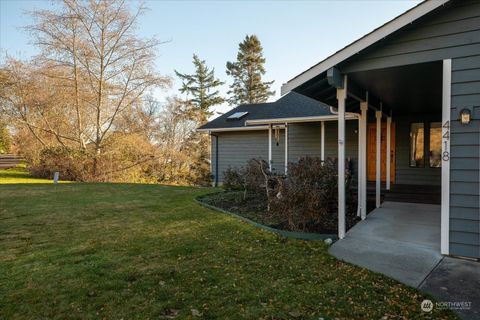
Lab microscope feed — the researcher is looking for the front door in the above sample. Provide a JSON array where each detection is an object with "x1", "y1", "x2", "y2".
[{"x1": 367, "y1": 123, "x2": 395, "y2": 182}]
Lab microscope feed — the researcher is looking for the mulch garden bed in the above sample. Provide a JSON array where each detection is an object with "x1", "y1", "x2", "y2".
[{"x1": 199, "y1": 191, "x2": 360, "y2": 234}]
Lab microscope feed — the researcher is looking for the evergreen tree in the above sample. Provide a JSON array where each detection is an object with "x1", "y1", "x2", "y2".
[
  {"x1": 175, "y1": 54, "x2": 224, "y2": 124},
  {"x1": 226, "y1": 35, "x2": 274, "y2": 106}
]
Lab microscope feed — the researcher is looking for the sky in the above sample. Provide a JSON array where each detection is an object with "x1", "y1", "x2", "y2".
[{"x1": 0, "y1": 0, "x2": 421, "y2": 114}]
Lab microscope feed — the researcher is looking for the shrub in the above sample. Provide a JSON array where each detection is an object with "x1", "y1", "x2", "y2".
[
  {"x1": 267, "y1": 157, "x2": 355, "y2": 232},
  {"x1": 243, "y1": 159, "x2": 270, "y2": 195},
  {"x1": 222, "y1": 159, "x2": 272, "y2": 198},
  {"x1": 29, "y1": 146, "x2": 90, "y2": 181},
  {"x1": 222, "y1": 166, "x2": 244, "y2": 191}
]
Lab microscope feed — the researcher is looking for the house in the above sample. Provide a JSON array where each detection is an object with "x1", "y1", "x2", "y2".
[{"x1": 199, "y1": 0, "x2": 480, "y2": 260}]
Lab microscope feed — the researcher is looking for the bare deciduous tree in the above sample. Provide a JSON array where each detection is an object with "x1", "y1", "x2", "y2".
[{"x1": 1, "y1": 0, "x2": 169, "y2": 174}]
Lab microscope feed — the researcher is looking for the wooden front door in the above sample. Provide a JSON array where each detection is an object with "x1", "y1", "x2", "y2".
[{"x1": 367, "y1": 123, "x2": 396, "y2": 182}]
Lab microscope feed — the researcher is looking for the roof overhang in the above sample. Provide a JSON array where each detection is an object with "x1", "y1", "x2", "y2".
[
  {"x1": 245, "y1": 113, "x2": 359, "y2": 126},
  {"x1": 281, "y1": 0, "x2": 449, "y2": 95}
]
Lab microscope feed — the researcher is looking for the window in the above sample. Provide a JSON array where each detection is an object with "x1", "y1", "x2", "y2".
[
  {"x1": 429, "y1": 122, "x2": 442, "y2": 168},
  {"x1": 410, "y1": 123, "x2": 425, "y2": 167},
  {"x1": 227, "y1": 111, "x2": 248, "y2": 120}
]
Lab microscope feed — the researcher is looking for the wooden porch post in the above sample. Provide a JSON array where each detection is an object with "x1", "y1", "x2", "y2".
[
  {"x1": 386, "y1": 116, "x2": 392, "y2": 191},
  {"x1": 337, "y1": 75, "x2": 347, "y2": 240},
  {"x1": 360, "y1": 101, "x2": 368, "y2": 220},
  {"x1": 375, "y1": 110, "x2": 382, "y2": 208}
]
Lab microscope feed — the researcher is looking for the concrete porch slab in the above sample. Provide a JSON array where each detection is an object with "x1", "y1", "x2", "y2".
[{"x1": 329, "y1": 201, "x2": 443, "y2": 288}]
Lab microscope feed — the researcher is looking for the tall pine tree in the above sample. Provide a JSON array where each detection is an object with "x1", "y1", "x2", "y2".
[
  {"x1": 175, "y1": 54, "x2": 224, "y2": 185},
  {"x1": 175, "y1": 54, "x2": 224, "y2": 124},
  {"x1": 226, "y1": 35, "x2": 274, "y2": 106}
]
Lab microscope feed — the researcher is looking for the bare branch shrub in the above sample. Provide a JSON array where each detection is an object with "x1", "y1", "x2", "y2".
[{"x1": 268, "y1": 157, "x2": 355, "y2": 232}]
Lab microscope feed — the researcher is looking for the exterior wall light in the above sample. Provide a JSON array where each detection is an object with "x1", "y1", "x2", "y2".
[{"x1": 459, "y1": 108, "x2": 471, "y2": 125}]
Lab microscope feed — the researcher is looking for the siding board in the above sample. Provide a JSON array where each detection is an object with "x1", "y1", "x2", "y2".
[
  {"x1": 449, "y1": 243, "x2": 479, "y2": 258},
  {"x1": 450, "y1": 231, "x2": 479, "y2": 246},
  {"x1": 451, "y1": 220, "x2": 480, "y2": 234},
  {"x1": 452, "y1": 55, "x2": 480, "y2": 70},
  {"x1": 450, "y1": 206, "x2": 480, "y2": 220},
  {"x1": 450, "y1": 132, "x2": 480, "y2": 146}
]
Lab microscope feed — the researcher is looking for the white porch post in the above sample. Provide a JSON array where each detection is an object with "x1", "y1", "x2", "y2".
[
  {"x1": 357, "y1": 115, "x2": 362, "y2": 217},
  {"x1": 321, "y1": 121, "x2": 325, "y2": 162},
  {"x1": 441, "y1": 59, "x2": 451, "y2": 255},
  {"x1": 284, "y1": 123, "x2": 288, "y2": 175},
  {"x1": 360, "y1": 101, "x2": 368, "y2": 220},
  {"x1": 375, "y1": 110, "x2": 382, "y2": 208},
  {"x1": 268, "y1": 124, "x2": 272, "y2": 171},
  {"x1": 386, "y1": 116, "x2": 392, "y2": 191},
  {"x1": 337, "y1": 75, "x2": 347, "y2": 240}
]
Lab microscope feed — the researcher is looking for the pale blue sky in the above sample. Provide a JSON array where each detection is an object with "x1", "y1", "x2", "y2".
[{"x1": 0, "y1": 0, "x2": 421, "y2": 113}]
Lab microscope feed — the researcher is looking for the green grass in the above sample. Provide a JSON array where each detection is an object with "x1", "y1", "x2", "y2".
[
  {"x1": 0, "y1": 165, "x2": 69, "y2": 184},
  {"x1": 0, "y1": 170, "x2": 457, "y2": 319}
]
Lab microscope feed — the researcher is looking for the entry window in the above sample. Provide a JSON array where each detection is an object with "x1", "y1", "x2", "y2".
[
  {"x1": 429, "y1": 122, "x2": 442, "y2": 168},
  {"x1": 410, "y1": 123, "x2": 425, "y2": 167}
]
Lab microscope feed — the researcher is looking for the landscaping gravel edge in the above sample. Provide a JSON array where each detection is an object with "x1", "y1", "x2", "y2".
[{"x1": 195, "y1": 194, "x2": 337, "y2": 241}]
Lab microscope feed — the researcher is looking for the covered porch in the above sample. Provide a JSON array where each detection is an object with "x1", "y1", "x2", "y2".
[{"x1": 274, "y1": 59, "x2": 449, "y2": 254}]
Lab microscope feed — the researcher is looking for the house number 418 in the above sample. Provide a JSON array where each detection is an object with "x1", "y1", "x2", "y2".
[{"x1": 442, "y1": 120, "x2": 450, "y2": 161}]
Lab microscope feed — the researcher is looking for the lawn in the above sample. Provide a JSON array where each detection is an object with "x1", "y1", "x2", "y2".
[
  {"x1": 0, "y1": 171, "x2": 457, "y2": 319},
  {"x1": 0, "y1": 165, "x2": 68, "y2": 184}
]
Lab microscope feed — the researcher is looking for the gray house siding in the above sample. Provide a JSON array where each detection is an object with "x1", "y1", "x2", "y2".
[
  {"x1": 212, "y1": 121, "x2": 360, "y2": 183},
  {"x1": 340, "y1": 0, "x2": 480, "y2": 258},
  {"x1": 289, "y1": 121, "x2": 359, "y2": 180},
  {"x1": 211, "y1": 130, "x2": 285, "y2": 183},
  {"x1": 449, "y1": 54, "x2": 480, "y2": 259}
]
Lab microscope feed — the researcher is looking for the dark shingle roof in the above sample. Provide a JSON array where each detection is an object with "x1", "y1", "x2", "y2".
[{"x1": 198, "y1": 92, "x2": 333, "y2": 130}]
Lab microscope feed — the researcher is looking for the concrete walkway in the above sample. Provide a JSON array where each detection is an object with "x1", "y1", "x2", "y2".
[
  {"x1": 329, "y1": 201, "x2": 443, "y2": 287},
  {"x1": 420, "y1": 257, "x2": 480, "y2": 320},
  {"x1": 329, "y1": 201, "x2": 480, "y2": 319}
]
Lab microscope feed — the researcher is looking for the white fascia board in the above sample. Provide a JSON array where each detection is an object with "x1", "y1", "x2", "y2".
[
  {"x1": 245, "y1": 114, "x2": 358, "y2": 126},
  {"x1": 280, "y1": 0, "x2": 450, "y2": 95},
  {"x1": 197, "y1": 125, "x2": 284, "y2": 133}
]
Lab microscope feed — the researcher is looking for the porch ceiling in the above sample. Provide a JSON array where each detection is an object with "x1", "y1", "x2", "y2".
[
  {"x1": 349, "y1": 61, "x2": 442, "y2": 116},
  {"x1": 294, "y1": 61, "x2": 443, "y2": 117}
]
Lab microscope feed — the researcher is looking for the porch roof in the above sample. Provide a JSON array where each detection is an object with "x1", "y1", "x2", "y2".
[
  {"x1": 280, "y1": 0, "x2": 449, "y2": 116},
  {"x1": 198, "y1": 92, "x2": 335, "y2": 132},
  {"x1": 280, "y1": 0, "x2": 449, "y2": 96}
]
